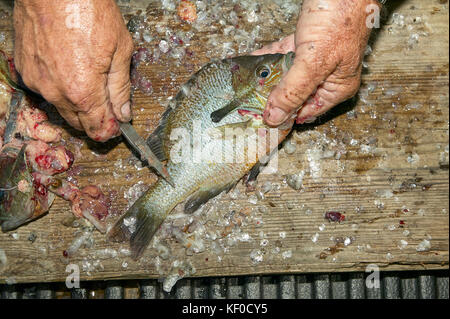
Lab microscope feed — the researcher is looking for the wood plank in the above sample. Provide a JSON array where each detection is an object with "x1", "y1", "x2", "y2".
[{"x1": 0, "y1": 0, "x2": 448, "y2": 285}]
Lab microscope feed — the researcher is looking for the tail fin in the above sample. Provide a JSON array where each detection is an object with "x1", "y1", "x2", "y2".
[{"x1": 108, "y1": 199, "x2": 166, "y2": 260}]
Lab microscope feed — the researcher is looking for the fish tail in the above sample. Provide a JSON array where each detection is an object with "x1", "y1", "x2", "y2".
[{"x1": 108, "y1": 197, "x2": 167, "y2": 260}]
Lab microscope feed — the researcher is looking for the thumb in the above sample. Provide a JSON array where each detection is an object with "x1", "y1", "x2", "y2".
[
  {"x1": 264, "y1": 45, "x2": 333, "y2": 127},
  {"x1": 107, "y1": 44, "x2": 133, "y2": 123}
]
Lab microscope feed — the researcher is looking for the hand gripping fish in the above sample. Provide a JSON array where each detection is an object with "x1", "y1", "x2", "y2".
[{"x1": 108, "y1": 53, "x2": 295, "y2": 259}]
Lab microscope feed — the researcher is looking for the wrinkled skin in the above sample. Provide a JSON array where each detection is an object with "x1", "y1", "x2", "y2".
[
  {"x1": 13, "y1": 0, "x2": 134, "y2": 141},
  {"x1": 253, "y1": 0, "x2": 379, "y2": 126}
]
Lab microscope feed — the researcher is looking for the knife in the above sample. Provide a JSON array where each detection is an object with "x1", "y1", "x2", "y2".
[{"x1": 119, "y1": 122, "x2": 174, "y2": 187}]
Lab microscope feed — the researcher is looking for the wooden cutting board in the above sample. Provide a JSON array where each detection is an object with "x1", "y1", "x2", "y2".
[{"x1": 0, "y1": 0, "x2": 448, "y2": 284}]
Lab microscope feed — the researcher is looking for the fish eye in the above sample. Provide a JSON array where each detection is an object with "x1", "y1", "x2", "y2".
[{"x1": 257, "y1": 66, "x2": 271, "y2": 78}]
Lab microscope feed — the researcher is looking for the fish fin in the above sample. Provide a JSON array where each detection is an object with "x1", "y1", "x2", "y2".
[
  {"x1": 129, "y1": 208, "x2": 166, "y2": 260},
  {"x1": 184, "y1": 182, "x2": 237, "y2": 214},
  {"x1": 245, "y1": 162, "x2": 262, "y2": 185},
  {"x1": 146, "y1": 106, "x2": 173, "y2": 161},
  {"x1": 0, "y1": 51, "x2": 20, "y2": 90},
  {"x1": 108, "y1": 196, "x2": 166, "y2": 260},
  {"x1": 1, "y1": 217, "x2": 28, "y2": 232},
  {"x1": 3, "y1": 91, "x2": 24, "y2": 144},
  {"x1": 210, "y1": 99, "x2": 240, "y2": 123},
  {"x1": 145, "y1": 79, "x2": 195, "y2": 160},
  {"x1": 146, "y1": 133, "x2": 167, "y2": 162}
]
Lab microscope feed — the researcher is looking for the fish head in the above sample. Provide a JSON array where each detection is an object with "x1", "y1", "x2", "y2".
[
  {"x1": 226, "y1": 52, "x2": 295, "y2": 133},
  {"x1": 0, "y1": 145, "x2": 54, "y2": 232}
]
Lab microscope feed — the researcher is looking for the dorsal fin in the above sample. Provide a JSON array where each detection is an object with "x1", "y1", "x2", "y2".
[
  {"x1": 244, "y1": 161, "x2": 263, "y2": 185},
  {"x1": 146, "y1": 60, "x2": 230, "y2": 158},
  {"x1": 146, "y1": 106, "x2": 173, "y2": 162}
]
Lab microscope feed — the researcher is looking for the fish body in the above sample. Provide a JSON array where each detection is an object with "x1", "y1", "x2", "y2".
[{"x1": 109, "y1": 53, "x2": 295, "y2": 259}]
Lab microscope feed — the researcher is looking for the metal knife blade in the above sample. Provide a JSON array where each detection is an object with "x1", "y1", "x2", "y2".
[{"x1": 119, "y1": 122, "x2": 174, "y2": 187}]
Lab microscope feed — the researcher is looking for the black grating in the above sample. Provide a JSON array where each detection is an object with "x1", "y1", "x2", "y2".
[{"x1": 0, "y1": 270, "x2": 448, "y2": 299}]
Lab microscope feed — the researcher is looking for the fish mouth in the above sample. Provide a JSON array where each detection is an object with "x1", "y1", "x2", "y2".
[{"x1": 237, "y1": 108, "x2": 263, "y2": 119}]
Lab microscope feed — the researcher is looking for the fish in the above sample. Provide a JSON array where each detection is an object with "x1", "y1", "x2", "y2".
[
  {"x1": 108, "y1": 52, "x2": 295, "y2": 259},
  {"x1": 0, "y1": 51, "x2": 110, "y2": 232},
  {"x1": 0, "y1": 52, "x2": 56, "y2": 231}
]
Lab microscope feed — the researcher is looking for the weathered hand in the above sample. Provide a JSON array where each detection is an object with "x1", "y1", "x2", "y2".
[
  {"x1": 14, "y1": 0, "x2": 134, "y2": 141},
  {"x1": 253, "y1": 0, "x2": 379, "y2": 126}
]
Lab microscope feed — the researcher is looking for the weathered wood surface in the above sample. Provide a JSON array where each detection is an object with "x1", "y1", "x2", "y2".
[{"x1": 0, "y1": 0, "x2": 448, "y2": 284}]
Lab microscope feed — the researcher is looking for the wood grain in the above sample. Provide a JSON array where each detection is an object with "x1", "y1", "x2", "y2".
[{"x1": 0, "y1": 0, "x2": 448, "y2": 284}]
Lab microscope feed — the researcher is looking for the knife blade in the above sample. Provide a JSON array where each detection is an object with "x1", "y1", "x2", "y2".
[{"x1": 119, "y1": 122, "x2": 174, "y2": 187}]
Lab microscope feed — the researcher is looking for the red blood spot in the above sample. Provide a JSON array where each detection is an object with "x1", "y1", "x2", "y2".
[
  {"x1": 33, "y1": 180, "x2": 47, "y2": 197},
  {"x1": 238, "y1": 109, "x2": 262, "y2": 119},
  {"x1": 238, "y1": 109, "x2": 250, "y2": 116},
  {"x1": 65, "y1": 149, "x2": 75, "y2": 168},
  {"x1": 33, "y1": 122, "x2": 39, "y2": 130},
  {"x1": 63, "y1": 250, "x2": 68, "y2": 257},
  {"x1": 296, "y1": 116, "x2": 308, "y2": 124},
  {"x1": 35, "y1": 155, "x2": 53, "y2": 169},
  {"x1": 185, "y1": 48, "x2": 194, "y2": 57},
  {"x1": 325, "y1": 211, "x2": 345, "y2": 223},
  {"x1": 389, "y1": 129, "x2": 395, "y2": 134},
  {"x1": 7, "y1": 58, "x2": 16, "y2": 75},
  {"x1": 403, "y1": 208, "x2": 409, "y2": 213},
  {"x1": 399, "y1": 220, "x2": 405, "y2": 225},
  {"x1": 170, "y1": 35, "x2": 183, "y2": 45},
  {"x1": 205, "y1": 258, "x2": 208, "y2": 261},
  {"x1": 231, "y1": 63, "x2": 240, "y2": 72}
]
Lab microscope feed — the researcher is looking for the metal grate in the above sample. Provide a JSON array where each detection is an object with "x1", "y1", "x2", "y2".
[{"x1": 1, "y1": 270, "x2": 448, "y2": 299}]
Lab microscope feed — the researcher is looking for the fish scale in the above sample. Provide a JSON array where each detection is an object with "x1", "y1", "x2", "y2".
[{"x1": 108, "y1": 53, "x2": 295, "y2": 259}]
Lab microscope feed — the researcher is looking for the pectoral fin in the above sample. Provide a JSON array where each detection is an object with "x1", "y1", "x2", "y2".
[
  {"x1": 210, "y1": 99, "x2": 241, "y2": 123},
  {"x1": 245, "y1": 162, "x2": 263, "y2": 185},
  {"x1": 184, "y1": 182, "x2": 237, "y2": 214}
]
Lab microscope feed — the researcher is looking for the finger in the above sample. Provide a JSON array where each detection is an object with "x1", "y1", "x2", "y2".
[
  {"x1": 296, "y1": 72, "x2": 361, "y2": 124},
  {"x1": 78, "y1": 101, "x2": 119, "y2": 142},
  {"x1": 53, "y1": 102, "x2": 83, "y2": 130},
  {"x1": 39, "y1": 89, "x2": 84, "y2": 131},
  {"x1": 107, "y1": 35, "x2": 133, "y2": 123},
  {"x1": 73, "y1": 75, "x2": 119, "y2": 142},
  {"x1": 263, "y1": 46, "x2": 333, "y2": 126},
  {"x1": 15, "y1": 57, "x2": 84, "y2": 131},
  {"x1": 251, "y1": 34, "x2": 295, "y2": 56}
]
